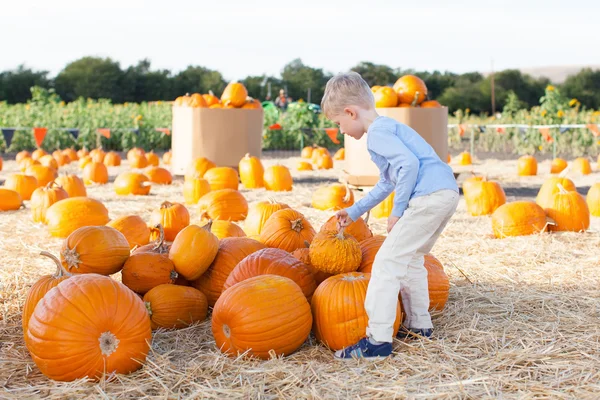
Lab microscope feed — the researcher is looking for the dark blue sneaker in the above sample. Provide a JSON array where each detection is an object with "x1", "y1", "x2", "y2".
[
  {"x1": 396, "y1": 326, "x2": 433, "y2": 340},
  {"x1": 334, "y1": 337, "x2": 392, "y2": 360}
]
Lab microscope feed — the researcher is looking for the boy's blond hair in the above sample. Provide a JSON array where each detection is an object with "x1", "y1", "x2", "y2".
[{"x1": 321, "y1": 72, "x2": 374, "y2": 118}]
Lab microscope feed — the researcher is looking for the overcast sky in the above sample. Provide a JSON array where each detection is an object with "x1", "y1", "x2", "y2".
[{"x1": 4, "y1": 0, "x2": 600, "y2": 80}]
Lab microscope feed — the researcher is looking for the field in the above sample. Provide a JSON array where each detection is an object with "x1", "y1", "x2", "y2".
[{"x1": 1, "y1": 152, "x2": 599, "y2": 398}]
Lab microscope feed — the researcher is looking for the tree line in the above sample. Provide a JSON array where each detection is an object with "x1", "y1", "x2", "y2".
[{"x1": 1, "y1": 57, "x2": 599, "y2": 113}]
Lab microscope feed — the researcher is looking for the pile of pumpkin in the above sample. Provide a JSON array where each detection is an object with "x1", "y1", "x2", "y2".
[
  {"x1": 296, "y1": 145, "x2": 344, "y2": 171},
  {"x1": 371, "y1": 75, "x2": 442, "y2": 109},
  {"x1": 20, "y1": 190, "x2": 451, "y2": 382},
  {"x1": 516, "y1": 155, "x2": 597, "y2": 176},
  {"x1": 173, "y1": 82, "x2": 261, "y2": 109}
]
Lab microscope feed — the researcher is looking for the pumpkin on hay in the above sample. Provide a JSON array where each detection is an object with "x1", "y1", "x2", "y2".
[
  {"x1": 223, "y1": 248, "x2": 317, "y2": 300},
  {"x1": 22, "y1": 252, "x2": 72, "y2": 332},
  {"x1": 203, "y1": 91, "x2": 220, "y2": 107},
  {"x1": 297, "y1": 160, "x2": 313, "y2": 171},
  {"x1": 461, "y1": 174, "x2": 484, "y2": 194},
  {"x1": 393, "y1": 75, "x2": 428, "y2": 106},
  {"x1": 54, "y1": 174, "x2": 87, "y2": 197},
  {"x1": 309, "y1": 228, "x2": 362, "y2": 275},
  {"x1": 357, "y1": 235, "x2": 386, "y2": 273},
  {"x1": 420, "y1": 100, "x2": 442, "y2": 108},
  {"x1": 197, "y1": 189, "x2": 248, "y2": 221},
  {"x1": 535, "y1": 177, "x2": 576, "y2": 210},
  {"x1": 191, "y1": 237, "x2": 265, "y2": 307},
  {"x1": 491, "y1": 201, "x2": 547, "y2": 238},
  {"x1": 103, "y1": 151, "x2": 121, "y2": 167},
  {"x1": 259, "y1": 209, "x2": 316, "y2": 252},
  {"x1": 464, "y1": 178, "x2": 506, "y2": 216},
  {"x1": 199, "y1": 219, "x2": 246, "y2": 240},
  {"x1": 46, "y1": 197, "x2": 110, "y2": 238},
  {"x1": 301, "y1": 146, "x2": 314, "y2": 159},
  {"x1": 203, "y1": 167, "x2": 240, "y2": 191},
  {"x1": 82, "y1": 162, "x2": 109, "y2": 185},
  {"x1": 586, "y1": 183, "x2": 600, "y2": 217},
  {"x1": 312, "y1": 184, "x2": 354, "y2": 211},
  {"x1": 264, "y1": 165, "x2": 293, "y2": 191},
  {"x1": 26, "y1": 164, "x2": 58, "y2": 187},
  {"x1": 374, "y1": 86, "x2": 398, "y2": 108},
  {"x1": 457, "y1": 151, "x2": 472, "y2": 165},
  {"x1": 0, "y1": 188, "x2": 23, "y2": 211},
  {"x1": 169, "y1": 223, "x2": 219, "y2": 280},
  {"x1": 62, "y1": 148, "x2": 79, "y2": 162},
  {"x1": 311, "y1": 147, "x2": 329, "y2": 164},
  {"x1": 572, "y1": 157, "x2": 592, "y2": 175},
  {"x1": 114, "y1": 172, "x2": 151, "y2": 196},
  {"x1": 550, "y1": 158, "x2": 568, "y2": 174},
  {"x1": 52, "y1": 151, "x2": 69, "y2": 166},
  {"x1": 311, "y1": 272, "x2": 402, "y2": 351},
  {"x1": 517, "y1": 155, "x2": 538, "y2": 176},
  {"x1": 78, "y1": 155, "x2": 92, "y2": 170},
  {"x1": 16, "y1": 151, "x2": 32, "y2": 163},
  {"x1": 244, "y1": 199, "x2": 290, "y2": 237},
  {"x1": 185, "y1": 157, "x2": 216, "y2": 180},
  {"x1": 183, "y1": 176, "x2": 211, "y2": 205},
  {"x1": 333, "y1": 148, "x2": 345, "y2": 160},
  {"x1": 39, "y1": 155, "x2": 59, "y2": 170},
  {"x1": 127, "y1": 148, "x2": 146, "y2": 163},
  {"x1": 221, "y1": 82, "x2": 248, "y2": 107},
  {"x1": 320, "y1": 214, "x2": 372, "y2": 242},
  {"x1": 25, "y1": 274, "x2": 151, "y2": 382},
  {"x1": 315, "y1": 154, "x2": 334, "y2": 170},
  {"x1": 149, "y1": 201, "x2": 190, "y2": 241},
  {"x1": 89, "y1": 148, "x2": 106, "y2": 163},
  {"x1": 60, "y1": 226, "x2": 130, "y2": 275},
  {"x1": 106, "y1": 215, "x2": 151, "y2": 250},
  {"x1": 290, "y1": 246, "x2": 332, "y2": 286},
  {"x1": 129, "y1": 153, "x2": 148, "y2": 169},
  {"x1": 239, "y1": 153, "x2": 264, "y2": 189},
  {"x1": 76, "y1": 148, "x2": 89, "y2": 159},
  {"x1": 143, "y1": 284, "x2": 208, "y2": 330},
  {"x1": 19, "y1": 157, "x2": 40, "y2": 172},
  {"x1": 121, "y1": 245, "x2": 178, "y2": 295},
  {"x1": 31, "y1": 148, "x2": 47, "y2": 160},
  {"x1": 546, "y1": 184, "x2": 590, "y2": 232},
  {"x1": 145, "y1": 167, "x2": 172, "y2": 185},
  {"x1": 422, "y1": 254, "x2": 450, "y2": 312},
  {"x1": 30, "y1": 181, "x2": 69, "y2": 223},
  {"x1": 212, "y1": 274, "x2": 312, "y2": 360},
  {"x1": 4, "y1": 173, "x2": 38, "y2": 200}
]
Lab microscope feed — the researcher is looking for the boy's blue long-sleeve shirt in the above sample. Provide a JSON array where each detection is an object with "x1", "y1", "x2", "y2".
[{"x1": 346, "y1": 116, "x2": 458, "y2": 222}]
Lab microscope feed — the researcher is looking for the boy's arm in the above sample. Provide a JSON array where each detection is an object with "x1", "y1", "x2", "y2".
[
  {"x1": 346, "y1": 176, "x2": 395, "y2": 222},
  {"x1": 368, "y1": 128, "x2": 419, "y2": 218}
]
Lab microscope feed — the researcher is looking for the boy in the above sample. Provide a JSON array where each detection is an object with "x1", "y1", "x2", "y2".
[{"x1": 321, "y1": 72, "x2": 459, "y2": 360}]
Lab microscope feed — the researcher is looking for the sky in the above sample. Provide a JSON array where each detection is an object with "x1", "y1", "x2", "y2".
[{"x1": 3, "y1": 0, "x2": 600, "y2": 80}]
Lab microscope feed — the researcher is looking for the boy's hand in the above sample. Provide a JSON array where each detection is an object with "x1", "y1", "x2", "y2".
[
  {"x1": 335, "y1": 210, "x2": 352, "y2": 230},
  {"x1": 387, "y1": 216, "x2": 400, "y2": 233}
]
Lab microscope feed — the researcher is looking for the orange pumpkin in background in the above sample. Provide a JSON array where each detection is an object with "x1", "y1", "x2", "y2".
[{"x1": 393, "y1": 75, "x2": 428, "y2": 105}]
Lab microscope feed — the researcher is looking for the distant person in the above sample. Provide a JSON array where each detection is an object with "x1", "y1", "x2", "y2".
[{"x1": 275, "y1": 89, "x2": 291, "y2": 110}]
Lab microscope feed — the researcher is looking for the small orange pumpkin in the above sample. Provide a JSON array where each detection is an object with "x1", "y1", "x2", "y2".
[
  {"x1": 301, "y1": 146, "x2": 314, "y2": 159},
  {"x1": 162, "y1": 150, "x2": 172, "y2": 165},
  {"x1": 315, "y1": 154, "x2": 334, "y2": 170},
  {"x1": 145, "y1": 151, "x2": 160, "y2": 167},
  {"x1": 297, "y1": 161, "x2": 313, "y2": 171},
  {"x1": 114, "y1": 172, "x2": 151, "y2": 195},
  {"x1": 238, "y1": 153, "x2": 265, "y2": 189},
  {"x1": 457, "y1": 151, "x2": 472, "y2": 165},
  {"x1": 0, "y1": 188, "x2": 23, "y2": 211},
  {"x1": 259, "y1": 209, "x2": 316, "y2": 252},
  {"x1": 30, "y1": 181, "x2": 69, "y2": 223},
  {"x1": 221, "y1": 82, "x2": 248, "y2": 107},
  {"x1": 83, "y1": 162, "x2": 109, "y2": 185},
  {"x1": 3, "y1": 173, "x2": 38, "y2": 200},
  {"x1": 144, "y1": 284, "x2": 208, "y2": 330},
  {"x1": 264, "y1": 165, "x2": 293, "y2": 191},
  {"x1": 550, "y1": 158, "x2": 568, "y2": 174},
  {"x1": 149, "y1": 201, "x2": 190, "y2": 242},
  {"x1": 393, "y1": 75, "x2": 428, "y2": 105},
  {"x1": 197, "y1": 189, "x2": 248, "y2": 221},
  {"x1": 243, "y1": 199, "x2": 290, "y2": 237},
  {"x1": 203, "y1": 91, "x2": 220, "y2": 107},
  {"x1": 145, "y1": 167, "x2": 172, "y2": 185},
  {"x1": 189, "y1": 93, "x2": 208, "y2": 108},
  {"x1": 39, "y1": 154, "x2": 59, "y2": 170},
  {"x1": 26, "y1": 164, "x2": 58, "y2": 187},
  {"x1": 517, "y1": 155, "x2": 538, "y2": 176},
  {"x1": 183, "y1": 176, "x2": 211, "y2": 205},
  {"x1": 572, "y1": 157, "x2": 592, "y2": 175},
  {"x1": 374, "y1": 86, "x2": 398, "y2": 108},
  {"x1": 586, "y1": 183, "x2": 600, "y2": 217},
  {"x1": 169, "y1": 223, "x2": 219, "y2": 280},
  {"x1": 464, "y1": 178, "x2": 507, "y2": 216},
  {"x1": 31, "y1": 148, "x2": 47, "y2": 161},
  {"x1": 129, "y1": 153, "x2": 148, "y2": 169},
  {"x1": 535, "y1": 177, "x2": 577, "y2": 210},
  {"x1": 106, "y1": 215, "x2": 151, "y2": 250},
  {"x1": 103, "y1": 151, "x2": 121, "y2": 167},
  {"x1": 204, "y1": 167, "x2": 240, "y2": 191},
  {"x1": 16, "y1": 151, "x2": 32, "y2": 163},
  {"x1": 185, "y1": 157, "x2": 216, "y2": 180},
  {"x1": 54, "y1": 174, "x2": 87, "y2": 197}
]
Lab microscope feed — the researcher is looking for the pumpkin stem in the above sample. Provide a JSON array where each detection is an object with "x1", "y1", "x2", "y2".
[
  {"x1": 99, "y1": 331, "x2": 120, "y2": 356},
  {"x1": 290, "y1": 218, "x2": 304, "y2": 233},
  {"x1": 411, "y1": 92, "x2": 420, "y2": 107},
  {"x1": 303, "y1": 240, "x2": 310, "y2": 248},
  {"x1": 556, "y1": 183, "x2": 568, "y2": 194},
  {"x1": 170, "y1": 270, "x2": 179, "y2": 282},
  {"x1": 204, "y1": 219, "x2": 214, "y2": 232},
  {"x1": 61, "y1": 247, "x2": 82, "y2": 271},
  {"x1": 337, "y1": 226, "x2": 346, "y2": 240},
  {"x1": 223, "y1": 324, "x2": 231, "y2": 338},
  {"x1": 208, "y1": 90, "x2": 215, "y2": 97},
  {"x1": 40, "y1": 251, "x2": 71, "y2": 278},
  {"x1": 151, "y1": 224, "x2": 165, "y2": 251},
  {"x1": 558, "y1": 165, "x2": 570, "y2": 178},
  {"x1": 160, "y1": 201, "x2": 173, "y2": 209},
  {"x1": 20, "y1": 202, "x2": 26, "y2": 210},
  {"x1": 45, "y1": 180, "x2": 60, "y2": 190},
  {"x1": 343, "y1": 182, "x2": 351, "y2": 203},
  {"x1": 244, "y1": 153, "x2": 250, "y2": 159},
  {"x1": 145, "y1": 301, "x2": 153, "y2": 317}
]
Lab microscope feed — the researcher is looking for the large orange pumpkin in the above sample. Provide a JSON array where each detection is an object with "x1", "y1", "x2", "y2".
[
  {"x1": 22, "y1": 251, "x2": 71, "y2": 332},
  {"x1": 550, "y1": 158, "x2": 568, "y2": 174},
  {"x1": 145, "y1": 167, "x2": 172, "y2": 185},
  {"x1": 491, "y1": 201, "x2": 547, "y2": 238},
  {"x1": 114, "y1": 172, "x2": 151, "y2": 195},
  {"x1": 221, "y1": 82, "x2": 248, "y2": 107},
  {"x1": 464, "y1": 179, "x2": 506, "y2": 216},
  {"x1": 31, "y1": 148, "x2": 47, "y2": 161},
  {"x1": 290, "y1": 247, "x2": 332, "y2": 285},
  {"x1": 197, "y1": 189, "x2": 248, "y2": 221},
  {"x1": 319, "y1": 214, "x2": 372, "y2": 242},
  {"x1": 259, "y1": 209, "x2": 316, "y2": 252},
  {"x1": 54, "y1": 174, "x2": 87, "y2": 197},
  {"x1": 586, "y1": 183, "x2": 600, "y2": 217},
  {"x1": 244, "y1": 200, "x2": 290, "y2": 236},
  {"x1": 191, "y1": 237, "x2": 266, "y2": 307},
  {"x1": 315, "y1": 154, "x2": 334, "y2": 170},
  {"x1": 106, "y1": 215, "x2": 151, "y2": 250},
  {"x1": 25, "y1": 274, "x2": 151, "y2": 382},
  {"x1": 546, "y1": 184, "x2": 590, "y2": 232},
  {"x1": 223, "y1": 248, "x2": 317, "y2": 300},
  {"x1": 121, "y1": 250, "x2": 178, "y2": 295},
  {"x1": 357, "y1": 235, "x2": 386, "y2": 273},
  {"x1": 45, "y1": 197, "x2": 110, "y2": 238},
  {"x1": 61, "y1": 226, "x2": 130, "y2": 275},
  {"x1": 264, "y1": 165, "x2": 293, "y2": 191},
  {"x1": 0, "y1": 188, "x2": 23, "y2": 211},
  {"x1": 535, "y1": 177, "x2": 577, "y2": 209},
  {"x1": 39, "y1": 154, "x2": 59, "y2": 170},
  {"x1": 149, "y1": 201, "x2": 190, "y2": 241},
  {"x1": 145, "y1": 151, "x2": 160, "y2": 167},
  {"x1": 183, "y1": 176, "x2": 211, "y2": 205},
  {"x1": 185, "y1": 157, "x2": 216, "y2": 180},
  {"x1": 457, "y1": 152, "x2": 472, "y2": 165},
  {"x1": 204, "y1": 167, "x2": 240, "y2": 191},
  {"x1": 212, "y1": 275, "x2": 312, "y2": 359},
  {"x1": 4, "y1": 173, "x2": 38, "y2": 200},
  {"x1": 239, "y1": 153, "x2": 264, "y2": 189},
  {"x1": 143, "y1": 284, "x2": 208, "y2": 330},
  {"x1": 393, "y1": 75, "x2": 428, "y2": 105},
  {"x1": 83, "y1": 162, "x2": 109, "y2": 185},
  {"x1": 169, "y1": 223, "x2": 219, "y2": 280},
  {"x1": 309, "y1": 228, "x2": 362, "y2": 274},
  {"x1": 30, "y1": 181, "x2": 69, "y2": 223},
  {"x1": 26, "y1": 164, "x2": 58, "y2": 187},
  {"x1": 16, "y1": 150, "x2": 32, "y2": 163},
  {"x1": 311, "y1": 272, "x2": 402, "y2": 351},
  {"x1": 19, "y1": 157, "x2": 40, "y2": 172},
  {"x1": 102, "y1": 151, "x2": 121, "y2": 167},
  {"x1": 517, "y1": 155, "x2": 538, "y2": 176},
  {"x1": 200, "y1": 219, "x2": 246, "y2": 239},
  {"x1": 312, "y1": 184, "x2": 354, "y2": 211},
  {"x1": 373, "y1": 86, "x2": 398, "y2": 108},
  {"x1": 422, "y1": 254, "x2": 450, "y2": 312}
]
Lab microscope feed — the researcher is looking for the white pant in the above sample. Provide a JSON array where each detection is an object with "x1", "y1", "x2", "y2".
[{"x1": 365, "y1": 189, "x2": 459, "y2": 343}]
